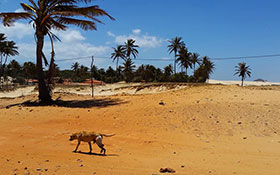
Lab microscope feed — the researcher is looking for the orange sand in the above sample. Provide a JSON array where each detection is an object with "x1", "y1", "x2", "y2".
[{"x1": 0, "y1": 84, "x2": 280, "y2": 175}]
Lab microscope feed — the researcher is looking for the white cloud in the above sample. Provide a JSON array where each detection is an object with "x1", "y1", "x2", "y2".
[
  {"x1": 15, "y1": 8, "x2": 25, "y2": 13},
  {"x1": 132, "y1": 29, "x2": 141, "y2": 35},
  {"x1": 107, "y1": 31, "x2": 115, "y2": 37},
  {"x1": 111, "y1": 29, "x2": 165, "y2": 48},
  {"x1": 0, "y1": 22, "x2": 33, "y2": 39},
  {"x1": 55, "y1": 30, "x2": 86, "y2": 42}
]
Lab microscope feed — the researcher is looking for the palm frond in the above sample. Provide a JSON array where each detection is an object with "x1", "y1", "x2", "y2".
[
  {"x1": 20, "y1": 3, "x2": 37, "y2": 14},
  {"x1": 0, "y1": 12, "x2": 33, "y2": 26},
  {"x1": 57, "y1": 17, "x2": 96, "y2": 30}
]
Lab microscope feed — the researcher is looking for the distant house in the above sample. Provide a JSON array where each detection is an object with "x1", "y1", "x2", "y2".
[
  {"x1": 63, "y1": 78, "x2": 72, "y2": 85},
  {"x1": 254, "y1": 78, "x2": 267, "y2": 82},
  {"x1": 83, "y1": 79, "x2": 105, "y2": 85},
  {"x1": 25, "y1": 79, "x2": 38, "y2": 85}
]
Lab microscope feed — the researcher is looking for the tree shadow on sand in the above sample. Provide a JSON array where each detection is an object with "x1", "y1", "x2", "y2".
[
  {"x1": 74, "y1": 151, "x2": 119, "y2": 157},
  {"x1": 5, "y1": 98, "x2": 126, "y2": 109}
]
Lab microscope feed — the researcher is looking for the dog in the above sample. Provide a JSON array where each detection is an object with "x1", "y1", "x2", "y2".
[{"x1": 69, "y1": 131, "x2": 115, "y2": 155}]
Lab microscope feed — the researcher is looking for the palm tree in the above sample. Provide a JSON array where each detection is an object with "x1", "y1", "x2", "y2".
[
  {"x1": 23, "y1": 62, "x2": 37, "y2": 79},
  {"x1": 71, "y1": 62, "x2": 80, "y2": 73},
  {"x1": 2, "y1": 41, "x2": 19, "y2": 66},
  {"x1": 234, "y1": 62, "x2": 251, "y2": 86},
  {"x1": 176, "y1": 46, "x2": 192, "y2": 76},
  {"x1": 7, "y1": 59, "x2": 21, "y2": 77},
  {"x1": 0, "y1": 0, "x2": 114, "y2": 102},
  {"x1": 193, "y1": 56, "x2": 215, "y2": 82},
  {"x1": 123, "y1": 39, "x2": 139, "y2": 60},
  {"x1": 202, "y1": 56, "x2": 215, "y2": 78},
  {"x1": 120, "y1": 58, "x2": 135, "y2": 82},
  {"x1": 0, "y1": 33, "x2": 7, "y2": 70},
  {"x1": 111, "y1": 45, "x2": 126, "y2": 71},
  {"x1": 167, "y1": 37, "x2": 185, "y2": 74},
  {"x1": 191, "y1": 53, "x2": 201, "y2": 74},
  {"x1": 0, "y1": 40, "x2": 19, "y2": 77}
]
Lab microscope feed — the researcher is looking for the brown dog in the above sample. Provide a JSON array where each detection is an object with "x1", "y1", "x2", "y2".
[{"x1": 69, "y1": 131, "x2": 115, "y2": 154}]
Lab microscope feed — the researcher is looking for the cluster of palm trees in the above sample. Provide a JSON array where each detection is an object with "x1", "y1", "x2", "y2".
[
  {"x1": 0, "y1": 33, "x2": 19, "y2": 78},
  {"x1": 111, "y1": 39, "x2": 139, "y2": 81},
  {"x1": 168, "y1": 37, "x2": 215, "y2": 82}
]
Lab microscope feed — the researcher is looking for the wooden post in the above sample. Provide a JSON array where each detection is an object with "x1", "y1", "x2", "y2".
[{"x1": 90, "y1": 56, "x2": 94, "y2": 97}]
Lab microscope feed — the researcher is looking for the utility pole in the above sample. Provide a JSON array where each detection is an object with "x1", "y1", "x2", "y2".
[{"x1": 90, "y1": 56, "x2": 94, "y2": 98}]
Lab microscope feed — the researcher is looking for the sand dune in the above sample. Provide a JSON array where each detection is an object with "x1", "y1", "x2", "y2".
[{"x1": 0, "y1": 84, "x2": 280, "y2": 174}]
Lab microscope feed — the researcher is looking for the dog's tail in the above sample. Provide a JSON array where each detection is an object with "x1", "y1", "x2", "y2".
[{"x1": 101, "y1": 133, "x2": 116, "y2": 137}]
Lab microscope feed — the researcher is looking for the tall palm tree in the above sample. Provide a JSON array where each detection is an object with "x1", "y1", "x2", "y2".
[
  {"x1": 111, "y1": 45, "x2": 126, "y2": 71},
  {"x1": 0, "y1": 0, "x2": 114, "y2": 102},
  {"x1": 176, "y1": 45, "x2": 192, "y2": 76},
  {"x1": 191, "y1": 52, "x2": 201, "y2": 74},
  {"x1": 167, "y1": 37, "x2": 185, "y2": 74},
  {"x1": 123, "y1": 39, "x2": 139, "y2": 60},
  {"x1": 234, "y1": 62, "x2": 251, "y2": 86}
]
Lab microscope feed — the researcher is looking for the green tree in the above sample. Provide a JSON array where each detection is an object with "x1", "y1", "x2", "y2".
[
  {"x1": 0, "y1": 0, "x2": 114, "y2": 102},
  {"x1": 111, "y1": 45, "x2": 126, "y2": 71},
  {"x1": 123, "y1": 39, "x2": 139, "y2": 60},
  {"x1": 234, "y1": 62, "x2": 251, "y2": 86},
  {"x1": 0, "y1": 40, "x2": 19, "y2": 77},
  {"x1": 120, "y1": 58, "x2": 135, "y2": 82},
  {"x1": 176, "y1": 46, "x2": 192, "y2": 76},
  {"x1": 191, "y1": 52, "x2": 201, "y2": 74},
  {"x1": 23, "y1": 62, "x2": 37, "y2": 79},
  {"x1": 71, "y1": 62, "x2": 80, "y2": 74},
  {"x1": 167, "y1": 37, "x2": 185, "y2": 74},
  {"x1": 7, "y1": 59, "x2": 21, "y2": 77},
  {"x1": 194, "y1": 56, "x2": 215, "y2": 82}
]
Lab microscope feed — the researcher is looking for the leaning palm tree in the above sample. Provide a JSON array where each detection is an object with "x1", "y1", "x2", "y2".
[
  {"x1": 176, "y1": 45, "x2": 192, "y2": 76},
  {"x1": 123, "y1": 39, "x2": 139, "y2": 60},
  {"x1": 0, "y1": 0, "x2": 114, "y2": 102},
  {"x1": 234, "y1": 62, "x2": 251, "y2": 86},
  {"x1": 0, "y1": 33, "x2": 7, "y2": 68},
  {"x1": 0, "y1": 41, "x2": 19, "y2": 77},
  {"x1": 2, "y1": 41, "x2": 19, "y2": 66},
  {"x1": 111, "y1": 45, "x2": 126, "y2": 71},
  {"x1": 191, "y1": 52, "x2": 201, "y2": 74},
  {"x1": 167, "y1": 37, "x2": 185, "y2": 74}
]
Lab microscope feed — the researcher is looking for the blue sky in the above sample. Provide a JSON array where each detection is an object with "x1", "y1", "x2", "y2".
[{"x1": 1, "y1": 0, "x2": 280, "y2": 82}]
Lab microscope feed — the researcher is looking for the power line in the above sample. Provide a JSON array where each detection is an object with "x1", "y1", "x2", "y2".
[
  {"x1": 210, "y1": 54, "x2": 280, "y2": 60},
  {"x1": 19, "y1": 53, "x2": 280, "y2": 63},
  {"x1": 56, "y1": 53, "x2": 280, "y2": 62}
]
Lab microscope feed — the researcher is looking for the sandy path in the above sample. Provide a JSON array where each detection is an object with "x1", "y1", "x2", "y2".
[{"x1": 0, "y1": 85, "x2": 280, "y2": 174}]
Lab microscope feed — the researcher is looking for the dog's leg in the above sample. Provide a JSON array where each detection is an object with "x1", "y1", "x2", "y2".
[
  {"x1": 88, "y1": 142, "x2": 92, "y2": 153},
  {"x1": 73, "y1": 141, "x2": 80, "y2": 152},
  {"x1": 96, "y1": 136, "x2": 106, "y2": 155}
]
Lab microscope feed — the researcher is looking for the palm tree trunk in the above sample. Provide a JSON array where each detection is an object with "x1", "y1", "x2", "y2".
[
  {"x1": 241, "y1": 77, "x2": 244, "y2": 87},
  {"x1": 116, "y1": 58, "x2": 118, "y2": 71},
  {"x1": 174, "y1": 52, "x2": 176, "y2": 74},
  {"x1": 36, "y1": 32, "x2": 52, "y2": 102}
]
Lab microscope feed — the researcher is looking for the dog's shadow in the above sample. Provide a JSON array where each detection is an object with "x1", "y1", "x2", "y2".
[{"x1": 73, "y1": 151, "x2": 119, "y2": 157}]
